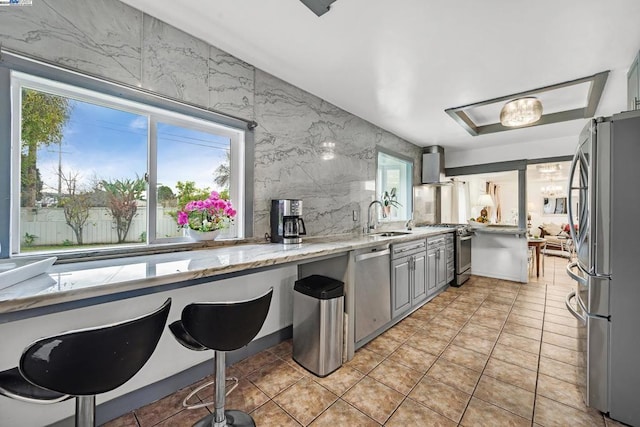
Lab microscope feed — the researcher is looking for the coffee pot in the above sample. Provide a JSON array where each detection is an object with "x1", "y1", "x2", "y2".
[{"x1": 270, "y1": 199, "x2": 307, "y2": 244}]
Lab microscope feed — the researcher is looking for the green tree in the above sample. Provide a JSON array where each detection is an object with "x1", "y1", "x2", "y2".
[
  {"x1": 213, "y1": 151, "x2": 230, "y2": 189},
  {"x1": 101, "y1": 177, "x2": 146, "y2": 243},
  {"x1": 157, "y1": 185, "x2": 176, "y2": 208},
  {"x1": 21, "y1": 89, "x2": 71, "y2": 207},
  {"x1": 59, "y1": 170, "x2": 91, "y2": 245},
  {"x1": 175, "y1": 181, "x2": 210, "y2": 210}
]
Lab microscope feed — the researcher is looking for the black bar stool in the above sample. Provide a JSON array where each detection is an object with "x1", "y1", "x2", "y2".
[
  {"x1": 169, "y1": 289, "x2": 272, "y2": 427},
  {"x1": 0, "y1": 298, "x2": 171, "y2": 426}
]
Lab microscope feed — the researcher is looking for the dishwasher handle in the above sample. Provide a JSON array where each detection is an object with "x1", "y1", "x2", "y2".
[{"x1": 355, "y1": 248, "x2": 391, "y2": 262}]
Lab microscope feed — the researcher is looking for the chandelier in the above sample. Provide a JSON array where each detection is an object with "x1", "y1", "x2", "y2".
[
  {"x1": 541, "y1": 184, "x2": 564, "y2": 197},
  {"x1": 500, "y1": 97, "x2": 543, "y2": 127},
  {"x1": 536, "y1": 163, "x2": 561, "y2": 174}
]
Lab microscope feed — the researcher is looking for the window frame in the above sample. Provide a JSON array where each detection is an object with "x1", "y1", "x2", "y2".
[
  {"x1": 376, "y1": 147, "x2": 414, "y2": 222},
  {"x1": 1, "y1": 53, "x2": 253, "y2": 258}
]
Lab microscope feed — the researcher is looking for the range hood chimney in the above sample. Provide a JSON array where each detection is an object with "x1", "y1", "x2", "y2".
[{"x1": 421, "y1": 145, "x2": 451, "y2": 185}]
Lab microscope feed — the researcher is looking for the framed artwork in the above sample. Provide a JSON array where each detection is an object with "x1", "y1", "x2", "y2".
[{"x1": 543, "y1": 197, "x2": 567, "y2": 215}]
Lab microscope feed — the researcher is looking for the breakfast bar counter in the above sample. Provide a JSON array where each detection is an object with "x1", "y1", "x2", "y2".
[{"x1": 0, "y1": 227, "x2": 454, "y2": 316}]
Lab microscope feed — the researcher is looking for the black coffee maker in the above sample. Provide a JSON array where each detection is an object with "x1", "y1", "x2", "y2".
[{"x1": 270, "y1": 199, "x2": 307, "y2": 244}]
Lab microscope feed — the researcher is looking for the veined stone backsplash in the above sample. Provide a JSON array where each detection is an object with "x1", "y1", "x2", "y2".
[{"x1": 0, "y1": 0, "x2": 434, "y2": 237}]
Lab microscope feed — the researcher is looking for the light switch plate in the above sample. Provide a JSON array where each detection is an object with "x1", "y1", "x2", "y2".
[{"x1": 352, "y1": 210, "x2": 358, "y2": 221}]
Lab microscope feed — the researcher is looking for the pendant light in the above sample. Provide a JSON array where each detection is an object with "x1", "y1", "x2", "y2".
[{"x1": 500, "y1": 97, "x2": 543, "y2": 127}]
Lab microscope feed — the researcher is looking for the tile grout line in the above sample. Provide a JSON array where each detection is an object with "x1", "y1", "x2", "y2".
[
  {"x1": 455, "y1": 281, "x2": 524, "y2": 425},
  {"x1": 528, "y1": 281, "x2": 546, "y2": 427},
  {"x1": 381, "y1": 290, "x2": 471, "y2": 425}
]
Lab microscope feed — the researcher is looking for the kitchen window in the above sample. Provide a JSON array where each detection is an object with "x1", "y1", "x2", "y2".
[
  {"x1": 9, "y1": 71, "x2": 245, "y2": 255},
  {"x1": 377, "y1": 149, "x2": 413, "y2": 221}
]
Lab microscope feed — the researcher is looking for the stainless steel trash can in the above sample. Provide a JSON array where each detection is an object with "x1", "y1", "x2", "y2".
[{"x1": 292, "y1": 275, "x2": 344, "y2": 377}]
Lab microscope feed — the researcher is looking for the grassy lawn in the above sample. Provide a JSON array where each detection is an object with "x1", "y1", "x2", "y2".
[{"x1": 21, "y1": 243, "x2": 143, "y2": 252}]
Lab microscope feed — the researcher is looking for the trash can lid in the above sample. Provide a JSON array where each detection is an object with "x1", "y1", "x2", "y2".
[{"x1": 294, "y1": 275, "x2": 344, "y2": 299}]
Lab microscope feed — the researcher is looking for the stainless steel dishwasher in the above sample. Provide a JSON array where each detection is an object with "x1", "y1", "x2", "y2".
[{"x1": 354, "y1": 244, "x2": 391, "y2": 346}]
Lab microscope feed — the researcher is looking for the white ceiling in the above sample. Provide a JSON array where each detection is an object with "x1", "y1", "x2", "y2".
[{"x1": 121, "y1": 0, "x2": 640, "y2": 151}]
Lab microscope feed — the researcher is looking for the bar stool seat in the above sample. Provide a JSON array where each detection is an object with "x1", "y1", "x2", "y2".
[
  {"x1": 169, "y1": 289, "x2": 272, "y2": 427},
  {"x1": 0, "y1": 298, "x2": 171, "y2": 426},
  {"x1": 0, "y1": 367, "x2": 70, "y2": 404}
]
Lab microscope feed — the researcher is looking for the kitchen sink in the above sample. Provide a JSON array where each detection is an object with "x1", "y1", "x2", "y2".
[{"x1": 371, "y1": 231, "x2": 412, "y2": 237}]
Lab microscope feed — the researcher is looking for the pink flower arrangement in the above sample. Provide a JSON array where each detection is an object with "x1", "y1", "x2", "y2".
[{"x1": 177, "y1": 191, "x2": 236, "y2": 232}]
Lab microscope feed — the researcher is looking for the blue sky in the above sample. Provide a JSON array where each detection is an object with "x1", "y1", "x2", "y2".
[{"x1": 37, "y1": 98, "x2": 230, "y2": 195}]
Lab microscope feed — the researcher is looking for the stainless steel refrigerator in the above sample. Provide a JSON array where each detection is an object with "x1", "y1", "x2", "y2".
[{"x1": 566, "y1": 110, "x2": 640, "y2": 426}]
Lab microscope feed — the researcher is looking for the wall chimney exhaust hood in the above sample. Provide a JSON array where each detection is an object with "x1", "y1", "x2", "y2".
[
  {"x1": 421, "y1": 145, "x2": 451, "y2": 185},
  {"x1": 299, "y1": 0, "x2": 337, "y2": 16}
]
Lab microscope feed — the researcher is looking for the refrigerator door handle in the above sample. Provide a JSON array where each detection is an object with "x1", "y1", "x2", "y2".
[
  {"x1": 565, "y1": 291, "x2": 587, "y2": 325},
  {"x1": 567, "y1": 146, "x2": 581, "y2": 250},
  {"x1": 566, "y1": 261, "x2": 587, "y2": 287}
]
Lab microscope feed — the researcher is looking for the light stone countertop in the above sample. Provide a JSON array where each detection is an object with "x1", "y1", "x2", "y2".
[
  {"x1": 470, "y1": 225, "x2": 527, "y2": 235},
  {"x1": 0, "y1": 227, "x2": 454, "y2": 314}
]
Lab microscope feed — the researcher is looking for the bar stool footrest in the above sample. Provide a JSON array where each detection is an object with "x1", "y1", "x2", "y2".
[{"x1": 182, "y1": 377, "x2": 239, "y2": 410}]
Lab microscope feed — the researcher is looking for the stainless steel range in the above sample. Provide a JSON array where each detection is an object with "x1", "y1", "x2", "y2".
[{"x1": 420, "y1": 224, "x2": 472, "y2": 286}]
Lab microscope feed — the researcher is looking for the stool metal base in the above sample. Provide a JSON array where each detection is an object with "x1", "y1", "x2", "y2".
[{"x1": 193, "y1": 410, "x2": 256, "y2": 427}]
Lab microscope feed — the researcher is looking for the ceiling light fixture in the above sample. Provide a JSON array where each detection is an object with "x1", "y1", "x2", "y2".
[
  {"x1": 499, "y1": 97, "x2": 543, "y2": 127},
  {"x1": 541, "y1": 184, "x2": 565, "y2": 197},
  {"x1": 445, "y1": 71, "x2": 609, "y2": 136},
  {"x1": 536, "y1": 163, "x2": 561, "y2": 174}
]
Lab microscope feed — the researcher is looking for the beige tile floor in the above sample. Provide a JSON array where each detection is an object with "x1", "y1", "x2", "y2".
[{"x1": 105, "y1": 255, "x2": 628, "y2": 427}]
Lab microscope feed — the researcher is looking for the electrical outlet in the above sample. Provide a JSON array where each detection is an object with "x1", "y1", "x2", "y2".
[{"x1": 352, "y1": 210, "x2": 358, "y2": 221}]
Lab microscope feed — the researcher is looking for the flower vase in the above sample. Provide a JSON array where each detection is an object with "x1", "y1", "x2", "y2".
[{"x1": 186, "y1": 228, "x2": 220, "y2": 241}]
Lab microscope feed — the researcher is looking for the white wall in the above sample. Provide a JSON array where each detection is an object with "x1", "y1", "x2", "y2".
[
  {"x1": 0, "y1": 265, "x2": 297, "y2": 427},
  {"x1": 445, "y1": 135, "x2": 576, "y2": 168}
]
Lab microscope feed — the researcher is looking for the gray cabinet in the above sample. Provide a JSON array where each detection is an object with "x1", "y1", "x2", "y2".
[
  {"x1": 413, "y1": 251, "x2": 427, "y2": 303},
  {"x1": 628, "y1": 52, "x2": 640, "y2": 111},
  {"x1": 426, "y1": 247, "x2": 438, "y2": 295},
  {"x1": 437, "y1": 245, "x2": 447, "y2": 289},
  {"x1": 445, "y1": 233, "x2": 455, "y2": 285},
  {"x1": 391, "y1": 239, "x2": 427, "y2": 319},
  {"x1": 427, "y1": 236, "x2": 449, "y2": 294},
  {"x1": 391, "y1": 257, "x2": 411, "y2": 317}
]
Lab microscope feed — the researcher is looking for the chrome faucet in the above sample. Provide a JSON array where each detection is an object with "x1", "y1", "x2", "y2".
[{"x1": 367, "y1": 200, "x2": 384, "y2": 233}]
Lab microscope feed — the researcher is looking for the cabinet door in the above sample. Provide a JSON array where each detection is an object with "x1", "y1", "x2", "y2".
[
  {"x1": 437, "y1": 247, "x2": 447, "y2": 289},
  {"x1": 446, "y1": 245, "x2": 454, "y2": 284},
  {"x1": 427, "y1": 248, "x2": 438, "y2": 295},
  {"x1": 392, "y1": 257, "x2": 411, "y2": 318},
  {"x1": 413, "y1": 252, "x2": 427, "y2": 304}
]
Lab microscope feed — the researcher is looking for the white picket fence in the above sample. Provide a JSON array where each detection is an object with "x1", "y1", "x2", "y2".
[{"x1": 20, "y1": 207, "x2": 181, "y2": 246}]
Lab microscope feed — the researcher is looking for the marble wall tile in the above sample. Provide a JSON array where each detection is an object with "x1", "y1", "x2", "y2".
[
  {"x1": 0, "y1": 0, "x2": 431, "y2": 238},
  {"x1": 209, "y1": 46, "x2": 255, "y2": 120},
  {"x1": 142, "y1": 15, "x2": 209, "y2": 107},
  {"x1": 253, "y1": 69, "x2": 373, "y2": 237},
  {"x1": 0, "y1": 0, "x2": 142, "y2": 86}
]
